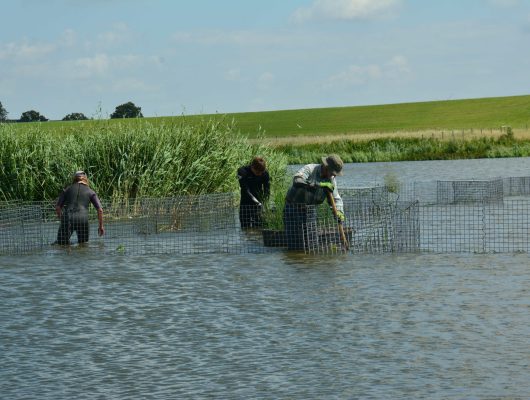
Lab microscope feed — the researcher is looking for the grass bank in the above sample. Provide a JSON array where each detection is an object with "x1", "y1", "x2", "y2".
[
  {"x1": 273, "y1": 129, "x2": 527, "y2": 164},
  {"x1": 0, "y1": 119, "x2": 288, "y2": 202}
]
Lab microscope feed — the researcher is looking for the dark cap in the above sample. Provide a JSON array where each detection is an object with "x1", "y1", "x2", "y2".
[
  {"x1": 321, "y1": 154, "x2": 344, "y2": 176},
  {"x1": 74, "y1": 170, "x2": 87, "y2": 178}
]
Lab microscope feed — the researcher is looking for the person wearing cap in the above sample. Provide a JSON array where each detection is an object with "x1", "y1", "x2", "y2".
[
  {"x1": 237, "y1": 156, "x2": 271, "y2": 228},
  {"x1": 54, "y1": 171, "x2": 105, "y2": 245},
  {"x1": 283, "y1": 154, "x2": 345, "y2": 250}
]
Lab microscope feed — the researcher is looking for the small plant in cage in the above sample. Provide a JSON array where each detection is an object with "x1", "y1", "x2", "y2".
[
  {"x1": 383, "y1": 172, "x2": 400, "y2": 194},
  {"x1": 168, "y1": 202, "x2": 188, "y2": 231}
]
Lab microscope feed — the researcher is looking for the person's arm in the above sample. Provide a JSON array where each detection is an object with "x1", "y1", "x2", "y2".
[
  {"x1": 238, "y1": 167, "x2": 261, "y2": 205},
  {"x1": 326, "y1": 177, "x2": 344, "y2": 213},
  {"x1": 97, "y1": 208, "x2": 105, "y2": 236},
  {"x1": 90, "y1": 193, "x2": 105, "y2": 236},
  {"x1": 292, "y1": 164, "x2": 317, "y2": 190}
]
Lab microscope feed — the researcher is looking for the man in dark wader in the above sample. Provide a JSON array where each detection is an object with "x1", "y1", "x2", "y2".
[
  {"x1": 54, "y1": 171, "x2": 105, "y2": 245},
  {"x1": 283, "y1": 154, "x2": 345, "y2": 251},
  {"x1": 237, "y1": 157, "x2": 270, "y2": 229}
]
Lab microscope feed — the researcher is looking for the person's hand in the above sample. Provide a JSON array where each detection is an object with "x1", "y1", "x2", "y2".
[
  {"x1": 98, "y1": 227, "x2": 105, "y2": 236},
  {"x1": 336, "y1": 210, "x2": 345, "y2": 223},
  {"x1": 319, "y1": 181, "x2": 334, "y2": 192}
]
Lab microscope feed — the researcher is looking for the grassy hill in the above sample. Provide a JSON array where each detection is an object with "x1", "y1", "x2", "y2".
[
  {"x1": 218, "y1": 94, "x2": 530, "y2": 138},
  {"x1": 8, "y1": 94, "x2": 530, "y2": 139}
]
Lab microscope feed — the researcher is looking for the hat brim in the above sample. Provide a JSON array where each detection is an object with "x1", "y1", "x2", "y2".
[{"x1": 321, "y1": 156, "x2": 343, "y2": 176}]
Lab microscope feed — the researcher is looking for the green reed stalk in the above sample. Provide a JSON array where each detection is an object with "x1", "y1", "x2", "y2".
[{"x1": 0, "y1": 119, "x2": 288, "y2": 202}]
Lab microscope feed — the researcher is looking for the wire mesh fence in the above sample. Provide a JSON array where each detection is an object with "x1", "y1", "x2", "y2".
[{"x1": 2, "y1": 176, "x2": 530, "y2": 256}]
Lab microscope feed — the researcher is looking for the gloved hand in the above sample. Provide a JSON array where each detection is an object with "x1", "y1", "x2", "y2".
[
  {"x1": 319, "y1": 181, "x2": 334, "y2": 192},
  {"x1": 336, "y1": 210, "x2": 345, "y2": 223}
]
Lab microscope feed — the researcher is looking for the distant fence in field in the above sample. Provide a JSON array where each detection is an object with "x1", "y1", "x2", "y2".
[{"x1": 2, "y1": 176, "x2": 530, "y2": 256}]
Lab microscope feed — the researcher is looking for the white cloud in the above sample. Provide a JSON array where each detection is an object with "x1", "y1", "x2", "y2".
[
  {"x1": 60, "y1": 29, "x2": 77, "y2": 47},
  {"x1": 257, "y1": 72, "x2": 275, "y2": 90},
  {"x1": 70, "y1": 53, "x2": 148, "y2": 79},
  {"x1": 0, "y1": 41, "x2": 55, "y2": 60},
  {"x1": 224, "y1": 68, "x2": 242, "y2": 81},
  {"x1": 386, "y1": 55, "x2": 411, "y2": 76},
  {"x1": 325, "y1": 64, "x2": 382, "y2": 87},
  {"x1": 96, "y1": 22, "x2": 132, "y2": 47},
  {"x1": 73, "y1": 53, "x2": 111, "y2": 77},
  {"x1": 292, "y1": 0, "x2": 401, "y2": 23},
  {"x1": 324, "y1": 55, "x2": 410, "y2": 88}
]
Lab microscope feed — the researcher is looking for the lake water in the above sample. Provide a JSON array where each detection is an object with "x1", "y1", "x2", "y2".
[
  {"x1": 335, "y1": 156, "x2": 530, "y2": 187},
  {"x1": 2, "y1": 157, "x2": 530, "y2": 399}
]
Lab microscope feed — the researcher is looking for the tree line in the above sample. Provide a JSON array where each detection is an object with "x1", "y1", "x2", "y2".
[{"x1": 0, "y1": 101, "x2": 143, "y2": 122}]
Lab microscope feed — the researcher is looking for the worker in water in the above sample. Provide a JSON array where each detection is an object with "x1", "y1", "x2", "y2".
[
  {"x1": 283, "y1": 154, "x2": 345, "y2": 250},
  {"x1": 237, "y1": 156, "x2": 270, "y2": 229},
  {"x1": 54, "y1": 170, "x2": 105, "y2": 245}
]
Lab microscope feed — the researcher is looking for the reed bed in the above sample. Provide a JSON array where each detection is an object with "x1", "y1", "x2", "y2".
[
  {"x1": 0, "y1": 119, "x2": 288, "y2": 202},
  {"x1": 274, "y1": 129, "x2": 530, "y2": 164}
]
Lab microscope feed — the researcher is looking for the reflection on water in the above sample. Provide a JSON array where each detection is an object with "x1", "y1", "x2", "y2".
[{"x1": 2, "y1": 251, "x2": 530, "y2": 399}]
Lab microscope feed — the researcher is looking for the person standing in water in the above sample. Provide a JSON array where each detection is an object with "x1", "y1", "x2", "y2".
[{"x1": 54, "y1": 171, "x2": 105, "y2": 245}]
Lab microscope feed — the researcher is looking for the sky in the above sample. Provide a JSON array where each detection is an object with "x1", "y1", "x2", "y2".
[{"x1": 1, "y1": 0, "x2": 530, "y2": 120}]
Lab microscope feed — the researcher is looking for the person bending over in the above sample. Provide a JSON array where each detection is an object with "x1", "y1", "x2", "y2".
[
  {"x1": 283, "y1": 154, "x2": 345, "y2": 250},
  {"x1": 237, "y1": 156, "x2": 270, "y2": 228}
]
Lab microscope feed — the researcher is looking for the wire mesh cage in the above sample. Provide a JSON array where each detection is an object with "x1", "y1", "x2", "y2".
[
  {"x1": 436, "y1": 179, "x2": 504, "y2": 205},
  {"x1": 3, "y1": 177, "x2": 530, "y2": 256}
]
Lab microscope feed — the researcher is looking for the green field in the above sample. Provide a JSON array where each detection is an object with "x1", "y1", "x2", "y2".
[
  {"x1": 216, "y1": 94, "x2": 530, "y2": 138},
  {"x1": 9, "y1": 94, "x2": 530, "y2": 138}
]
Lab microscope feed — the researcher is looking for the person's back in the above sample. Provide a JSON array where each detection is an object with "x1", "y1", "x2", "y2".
[
  {"x1": 55, "y1": 171, "x2": 104, "y2": 245},
  {"x1": 61, "y1": 182, "x2": 97, "y2": 223}
]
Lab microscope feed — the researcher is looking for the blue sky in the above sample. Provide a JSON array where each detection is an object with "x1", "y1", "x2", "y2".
[{"x1": 1, "y1": 0, "x2": 529, "y2": 120}]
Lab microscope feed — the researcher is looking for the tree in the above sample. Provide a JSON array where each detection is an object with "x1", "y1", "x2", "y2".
[
  {"x1": 62, "y1": 112, "x2": 89, "y2": 121},
  {"x1": 0, "y1": 101, "x2": 7, "y2": 121},
  {"x1": 19, "y1": 110, "x2": 48, "y2": 122},
  {"x1": 110, "y1": 101, "x2": 143, "y2": 119}
]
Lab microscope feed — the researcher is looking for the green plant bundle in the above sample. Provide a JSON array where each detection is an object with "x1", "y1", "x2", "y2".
[{"x1": 0, "y1": 118, "x2": 288, "y2": 202}]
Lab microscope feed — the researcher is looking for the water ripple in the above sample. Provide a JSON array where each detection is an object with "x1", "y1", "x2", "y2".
[{"x1": 1, "y1": 252, "x2": 530, "y2": 399}]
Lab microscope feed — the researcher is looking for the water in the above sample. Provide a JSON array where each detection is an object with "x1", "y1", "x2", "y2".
[
  {"x1": 2, "y1": 157, "x2": 530, "y2": 399},
  {"x1": 2, "y1": 252, "x2": 530, "y2": 399},
  {"x1": 335, "y1": 156, "x2": 530, "y2": 187}
]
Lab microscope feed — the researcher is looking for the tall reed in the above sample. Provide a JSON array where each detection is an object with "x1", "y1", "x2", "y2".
[{"x1": 0, "y1": 119, "x2": 288, "y2": 202}]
